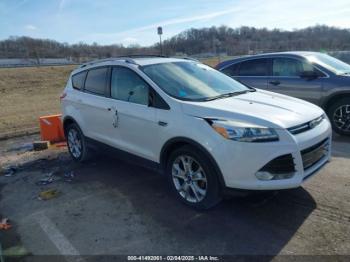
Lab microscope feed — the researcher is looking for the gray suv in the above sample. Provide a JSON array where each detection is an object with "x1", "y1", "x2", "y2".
[{"x1": 216, "y1": 52, "x2": 350, "y2": 135}]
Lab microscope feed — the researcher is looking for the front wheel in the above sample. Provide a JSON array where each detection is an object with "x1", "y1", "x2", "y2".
[
  {"x1": 166, "y1": 145, "x2": 222, "y2": 209},
  {"x1": 327, "y1": 98, "x2": 350, "y2": 136}
]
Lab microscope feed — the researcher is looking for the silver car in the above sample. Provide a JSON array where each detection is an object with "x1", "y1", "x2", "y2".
[{"x1": 216, "y1": 52, "x2": 350, "y2": 135}]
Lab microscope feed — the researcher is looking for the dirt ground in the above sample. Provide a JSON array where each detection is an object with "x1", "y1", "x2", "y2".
[{"x1": 0, "y1": 134, "x2": 349, "y2": 260}]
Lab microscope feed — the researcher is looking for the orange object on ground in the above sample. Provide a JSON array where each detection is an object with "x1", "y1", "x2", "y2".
[
  {"x1": 39, "y1": 114, "x2": 65, "y2": 143},
  {"x1": 0, "y1": 218, "x2": 11, "y2": 230}
]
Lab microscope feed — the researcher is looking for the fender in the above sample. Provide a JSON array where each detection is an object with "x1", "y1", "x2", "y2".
[
  {"x1": 321, "y1": 90, "x2": 350, "y2": 110},
  {"x1": 160, "y1": 137, "x2": 226, "y2": 188}
]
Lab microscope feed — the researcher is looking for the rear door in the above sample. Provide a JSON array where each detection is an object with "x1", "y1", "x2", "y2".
[
  {"x1": 78, "y1": 66, "x2": 114, "y2": 142},
  {"x1": 221, "y1": 58, "x2": 271, "y2": 89},
  {"x1": 267, "y1": 57, "x2": 325, "y2": 104},
  {"x1": 106, "y1": 66, "x2": 159, "y2": 161}
]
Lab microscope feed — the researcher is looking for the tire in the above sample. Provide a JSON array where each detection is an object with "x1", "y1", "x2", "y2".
[
  {"x1": 166, "y1": 145, "x2": 222, "y2": 209},
  {"x1": 327, "y1": 98, "x2": 350, "y2": 136},
  {"x1": 66, "y1": 123, "x2": 92, "y2": 162}
]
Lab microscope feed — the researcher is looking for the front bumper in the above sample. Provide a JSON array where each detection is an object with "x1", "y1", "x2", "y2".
[{"x1": 214, "y1": 118, "x2": 332, "y2": 190}]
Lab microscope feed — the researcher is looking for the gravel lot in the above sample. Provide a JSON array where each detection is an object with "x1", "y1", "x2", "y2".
[{"x1": 0, "y1": 134, "x2": 349, "y2": 260}]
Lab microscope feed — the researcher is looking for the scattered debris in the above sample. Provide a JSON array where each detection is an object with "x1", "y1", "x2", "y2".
[
  {"x1": 35, "y1": 172, "x2": 55, "y2": 186},
  {"x1": 38, "y1": 189, "x2": 60, "y2": 200},
  {"x1": 3, "y1": 245, "x2": 30, "y2": 257},
  {"x1": 63, "y1": 171, "x2": 75, "y2": 182},
  {"x1": 35, "y1": 167, "x2": 75, "y2": 186},
  {"x1": 33, "y1": 141, "x2": 50, "y2": 151},
  {"x1": 0, "y1": 166, "x2": 18, "y2": 177},
  {"x1": 0, "y1": 218, "x2": 11, "y2": 230}
]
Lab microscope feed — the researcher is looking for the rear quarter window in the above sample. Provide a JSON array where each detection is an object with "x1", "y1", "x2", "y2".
[{"x1": 71, "y1": 71, "x2": 87, "y2": 90}]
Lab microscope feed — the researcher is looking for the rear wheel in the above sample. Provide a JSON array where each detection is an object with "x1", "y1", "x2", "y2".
[
  {"x1": 66, "y1": 123, "x2": 91, "y2": 162},
  {"x1": 327, "y1": 98, "x2": 350, "y2": 136},
  {"x1": 166, "y1": 145, "x2": 222, "y2": 209}
]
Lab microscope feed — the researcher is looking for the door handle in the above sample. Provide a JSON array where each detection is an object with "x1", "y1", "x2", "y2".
[
  {"x1": 112, "y1": 109, "x2": 118, "y2": 128},
  {"x1": 158, "y1": 121, "x2": 168, "y2": 127},
  {"x1": 269, "y1": 80, "x2": 281, "y2": 86}
]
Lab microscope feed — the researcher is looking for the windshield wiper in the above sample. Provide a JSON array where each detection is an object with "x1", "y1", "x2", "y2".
[{"x1": 203, "y1": 89, "x2": 256, "y2": 101}]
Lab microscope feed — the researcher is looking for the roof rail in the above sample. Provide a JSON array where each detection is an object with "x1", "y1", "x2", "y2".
[
  {"x1": 118, "y1": 54, "x2": 167, "y2": 58},
  {"x1": 79, "y1": 57, "x2": 138, "y2": 68},
  {"x1": 179, "y1": 57, "x2": 200, "y2": 62},
  {"x1": 78, "y1": 55, "x2": 198, "y2": 69}
]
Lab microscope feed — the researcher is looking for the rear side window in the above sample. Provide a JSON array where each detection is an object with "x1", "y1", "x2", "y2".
[
  {"x1": 238, "y1": 59, "x2": 269, "y2": 76},
  {"x1": 111, "y1": 67, "x2": 149, "y2": 105},
  {"x1": 221, "y1": 63, "x2": 240, "y2": 76},
  {"x1": 84, "y1": 67, "x2": 108, "y2": 95},
  {"x1": 71, "y1": 71, "x2": 87, "y2": 90}
]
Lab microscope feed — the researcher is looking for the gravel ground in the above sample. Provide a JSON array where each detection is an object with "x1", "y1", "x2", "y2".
[{"x1": 0, "y1": 134, "x2": 349, "y2": 261}]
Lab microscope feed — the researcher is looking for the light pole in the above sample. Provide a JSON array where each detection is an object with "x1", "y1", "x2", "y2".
[{"x1": 157, "y1": 26, "x2": 163, "y2": 56}]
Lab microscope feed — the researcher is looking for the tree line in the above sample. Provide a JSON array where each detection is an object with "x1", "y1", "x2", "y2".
[
  {"x1": 1, "y1": 25, "x2": 350, "y2": 61},
  {"x1": 163, "y1": 25, "x2": 350, "y2": 56}
]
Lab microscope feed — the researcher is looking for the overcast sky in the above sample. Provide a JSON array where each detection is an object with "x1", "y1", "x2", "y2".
[{"x1": 1, "y1": 0, "x2": 349, "y2": 46}]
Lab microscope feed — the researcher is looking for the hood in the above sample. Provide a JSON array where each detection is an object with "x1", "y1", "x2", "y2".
[{"x1": 181, "y1": 90, "x2": 324, "y2": 129}]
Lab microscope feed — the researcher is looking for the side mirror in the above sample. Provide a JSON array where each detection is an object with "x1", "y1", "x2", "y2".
[
  {"x1": 300, "y1": 71, "x2": 319, "y2": 80},
  {"x1": 148, "y1": 89, "x2": 170, "y2": 110}
]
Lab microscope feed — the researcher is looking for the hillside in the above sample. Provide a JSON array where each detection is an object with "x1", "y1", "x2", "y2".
[{"x1": 1, "y1": 25, "x2": 350, "y2": 60}]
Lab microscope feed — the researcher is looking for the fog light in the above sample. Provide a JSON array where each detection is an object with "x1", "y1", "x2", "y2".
[
  {"x1": 255, "y1": 171, "x2": 274, "y2": 181},
  {"x1": 255, "y1": 171, "x2": 295, "y2": 181}
]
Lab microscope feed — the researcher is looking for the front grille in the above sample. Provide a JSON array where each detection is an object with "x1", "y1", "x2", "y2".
[
  {"x1": 288, "y1": 115, "x2": 325, "y2": 135},
  {"x1": 301, "y1": 138, "x2": 329, "y2": 170},
  {"x1": 259, "y1": 154, "x2": 295, "y2": 174}
]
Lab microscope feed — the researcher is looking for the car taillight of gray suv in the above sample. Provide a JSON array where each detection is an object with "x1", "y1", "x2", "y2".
[{"x1": 216, "y1": 51, "x2": 350, "y2": 136}]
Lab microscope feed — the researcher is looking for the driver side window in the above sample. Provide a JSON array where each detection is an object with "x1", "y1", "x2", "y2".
[
  {"x1": 111, "y1": 67, "x2": 149, "y2": 105},
  {"x1": 273, "y1": 58, "x2": 324, "y2": 77}
]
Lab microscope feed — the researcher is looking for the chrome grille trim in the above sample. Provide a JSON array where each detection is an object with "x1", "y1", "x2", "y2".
[
  {"x1": 288, "y1": 115, "x2": 325, "y2": 135},
  {"x1": 301, "y1": 138, "x2": 329, "y2": 170}
]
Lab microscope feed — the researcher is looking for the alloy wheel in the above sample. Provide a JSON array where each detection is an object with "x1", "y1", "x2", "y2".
[
  {"x1": 172, "y1": 155, "x2": 207, "y2": 203},
  {"x1": 333, "y1": 104, "x2": 350, "y2": 132},
  {"x1": 67, "y1": 129, "x2": 82, "y2": 159}
]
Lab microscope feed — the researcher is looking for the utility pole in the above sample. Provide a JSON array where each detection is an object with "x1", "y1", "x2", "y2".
[{"x1": 157, "y1": 26, "x2": 163, "y2": 56}]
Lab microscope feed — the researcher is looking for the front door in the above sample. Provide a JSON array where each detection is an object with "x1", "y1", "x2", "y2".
[
  {"x1": 107, "y1": 66, "x2": 159, "y2": 161},
  {"x1": 267, "y1": 57, "x2": 325, "y2": 105}
]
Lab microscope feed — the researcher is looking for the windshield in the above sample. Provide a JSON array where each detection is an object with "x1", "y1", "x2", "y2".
[
  {"x1": 306, "y1": 53, "x2": 350, "y2": 75},
  {"x1": 141, "y1": 62, "x2": 249, "y2": 101}
]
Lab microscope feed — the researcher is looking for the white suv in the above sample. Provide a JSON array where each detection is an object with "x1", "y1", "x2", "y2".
[{"x1": 61, "y1": 56, "x2": 332, "y2": 209}]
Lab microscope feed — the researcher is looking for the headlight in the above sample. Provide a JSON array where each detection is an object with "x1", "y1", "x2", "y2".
[{"x1": 209, "y1": 119, "x2": 279, "y2": 142}]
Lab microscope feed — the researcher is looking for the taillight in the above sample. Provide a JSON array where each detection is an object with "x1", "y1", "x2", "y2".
[{"x1": 60, "y1": 92, "x2": 67, "y2": 102}]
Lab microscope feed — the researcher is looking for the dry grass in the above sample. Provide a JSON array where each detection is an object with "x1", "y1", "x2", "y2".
[
  {"x1": 0, "y1": 65, "x2": 75, "y2": 137},
  {"x1": 201, "y1": 57, "x2": 221, "y2": 67},
  {"x1": 201, "y1": 56, "x2": 235, "y2": 67}
]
